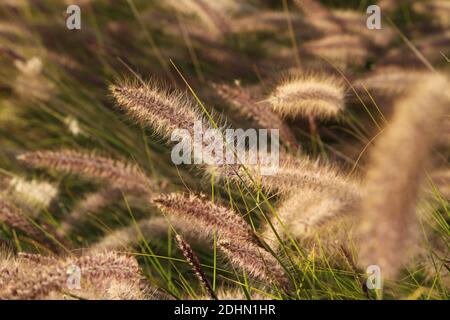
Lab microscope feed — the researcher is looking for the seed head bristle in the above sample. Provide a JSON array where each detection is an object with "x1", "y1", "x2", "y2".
[
  {"x1": 219, "y1": 153, "x2": 360, "y2": 199},
  {"x1": 4, "y1": 177, "x2": 58, "y2": 210},
  {"x1": 231, "y1": 11, "x2": 309, "y2": 34},
  {"x1": 218, "y1": 239, "x2": 288, "y2": 287},
  {"x1": 153, "y1": 193, "x2": 253, "y2": 242},
  {"x1": 175, "y1": 234, "x2": 216, "y2": 299},
  {"x1": 110, "y1": 80, "x2": 202, "y2": 138},
  {"x1": 263, "y1": 187, "x2": 357, "y2": 249}
]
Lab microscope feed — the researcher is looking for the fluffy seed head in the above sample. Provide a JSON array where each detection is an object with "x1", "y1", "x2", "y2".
[
  {"x1": 17, "y1": 149, "x2": 151, "y2": 194},
  {"x1": 268, "y1": 71, "x2": 346, "y2": 119},
  {"x1": 266, "y1": 187, "x2": 358, "y2": 246},
  {"x1": 175, "y1": 234, "x2": 216, "y2": 299},
  {"x1": 153, "y1": 193, "x2": 253, "y2": 241},
  {"x1": 219, "y1": 153, "x2": 360, "y2": 200},
  {"x1": 110, "y1": 80, "x2": 202, "y2": 139},
  {"x1": 218, "y1": 239, "x2": 288, "y2": 287},
  {"x1": 358, "y1": 74, "x2": 450, "y2": 279}
]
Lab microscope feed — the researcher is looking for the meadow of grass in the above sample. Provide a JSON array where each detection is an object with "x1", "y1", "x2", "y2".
[{"x1": 0, "y1": 0, "x2": 448, "y2": 300}]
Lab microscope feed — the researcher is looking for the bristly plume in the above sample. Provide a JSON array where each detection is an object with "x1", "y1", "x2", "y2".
[
  {"x1": 175, "y1": 234, "x2": 217, "y2": 299},
  {"x1": 358, "y1": 74, "x2": 450, "y2": 279},
  {"x1": 110, "y1": 80, "x2": 203, "y2": 139},
  {"x1": 218, "y1": 239, "x2": 288, "y2": 287},
  {"x1": 267, "y1": 71, "x2": 346, "y2": 119},
  {"x1": 0, "y1": 260, "x2": 66, "y2": 300},
  {"x1": 218, "y1": 153, "x2": 360, "y2": 200},
  {"x1": 189, "y1": 0, "x2": 231, "y2": 37},
  {"x1": 111, "y1": 80, "x2": 224, "y2": 165},
  {"x1": 75, "y1": 251, "x2": 142, "y2": 283},
  {"x1": 17, "y1": 149, "x2": 152, "y2": 194},
  {"x1": 153, "y1": 193, "x2": 253, "y2": 242},
  {"x1": 231, "y1": 11, "x2": 312, "y2": 35},
  {"x1": 213, "y1": 83, "x2": 297, "y2": 148}
]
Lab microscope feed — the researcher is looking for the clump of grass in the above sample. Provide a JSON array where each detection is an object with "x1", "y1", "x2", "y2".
[{"x1": 265, "y1": 187, "x2": 357, "y2": 248}]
